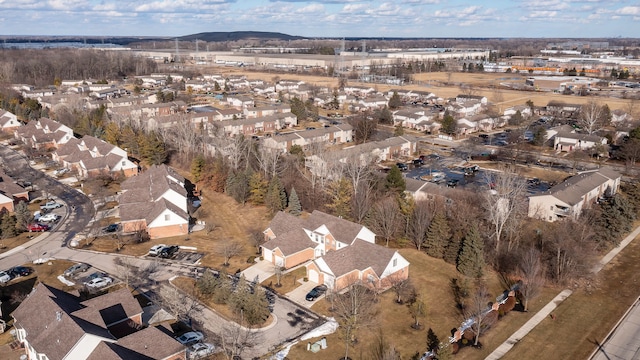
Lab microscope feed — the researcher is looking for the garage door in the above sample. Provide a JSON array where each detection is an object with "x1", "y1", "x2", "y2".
[
  {"x1": 308, "y1": 269, "x2": 319, "y2": 283},
  {"x1": 275, "y1": 256, "x2": 284, "y2": 267},
  {"x1": 263, "y1": 248, "x2": 273, "y2": 263}
]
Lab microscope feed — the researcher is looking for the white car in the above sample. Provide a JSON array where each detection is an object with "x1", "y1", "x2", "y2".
[
  {"x1": 53, "y1": 168, "x2": 70, "y2": 176},
  {"x1": 38, "y1": 213, "x2": 60, "y2": 223},
  {"x1": 85, "y1": 276, "x2": 113, "y2": 289},
  {"x1": 0, "y1": 271, "x2": 11, "y2": 284},
  {"x1": 148, "y1": 244, "x2": 167, "y2": 256},
  {"x1": 176, "y1": 331, "x2": 204, "y2": 345},
  {"x1": 188, "y1": 343, "x2": 215, "y2": 359}
]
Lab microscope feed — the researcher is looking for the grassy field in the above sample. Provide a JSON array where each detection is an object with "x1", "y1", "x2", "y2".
[
  {"x1": 261, "y1": 266, "x2": 307, "y2": 295},
  {"x1": 285, "y1": 248, "x2": 559, "y2": 360}
]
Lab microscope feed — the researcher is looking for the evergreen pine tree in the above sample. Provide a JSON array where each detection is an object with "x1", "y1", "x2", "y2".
[
  {"x1": 190, "y1": 154, "x2": 206, "y2": 183},
  {"x1": 325, "y1": 178, "x2": 353, "y2": 219},
  {"x1": 457, "y1": 224, "x2": 485, "y2": 278},
  {"x1": 0, "y1": 212, "x2": 17, "y2": 238},
  {"x1": 388, "y1": 91, "x2": 402, "y2": 109},
  {"x1": 442, "y1": 237, "x2": 462, "y2": 264},
  {"x1": 288, "y1": 187, "x2": 302, "y2": 216},
  {"x1": 426, "y1": 328, "x2": 440, "y2": 352},
  {"x1": 266, "y1": 177, "x2": 287, "y2": 214},
  {"x1": 385, "y1": 166, "x2": 406, "y2": 195},
  {"x1": 248, "y1": 172, "x2": 268, "y2": 205},
  {"x1": 425, "y1": 212, "x2": 449, "y2": 259},
  {"x1": 13, "y1": 201, "x2": 31, "y2": 232}
]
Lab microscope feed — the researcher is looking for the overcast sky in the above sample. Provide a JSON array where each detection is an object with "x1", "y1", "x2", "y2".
[{"x1": 0, "y1": 0, "x2": 638, "y2": 38}]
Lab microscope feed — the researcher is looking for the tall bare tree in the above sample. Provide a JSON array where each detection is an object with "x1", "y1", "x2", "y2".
[
  {"x1": 153, "y1": 283, "x2": 203, "y2": 326},
  {"x1": 352, "y1": 181, "x2": 374, "y2": 223},
  {"x1": 334, "y1": 280, "x2": 378, "y2": 360},
  {"x1": 464, "y1": 283, "x2": 496, "y2": 346},
  {"x1": 579, "y1": 100, "x2": 608, "y2": 135},
  {"x1": 342, "y1": 152, "x2": 375, "y2": 198},
  {"x1": 517, "y1": 247, "x2": 545, "y2": 311},
  {"x1": 369, "y1": 197, "x2": 402, "y2": 246},
  {"x1": 483, "y1": 167, "x2": 527, "y2": 253},
  {"x1": 217, "y1": 241, "x2": 244, "y2": 267},
  {"x1": 407, "y1": 200, "x2": 435, "y2": 251}
]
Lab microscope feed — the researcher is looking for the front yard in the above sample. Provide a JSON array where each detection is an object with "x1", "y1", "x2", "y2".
[{"x1": 286, "y1": 248, "x2": 559, "y2": 359}]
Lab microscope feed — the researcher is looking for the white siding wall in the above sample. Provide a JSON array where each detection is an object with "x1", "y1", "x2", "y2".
[{"x1": 148, "y1": 209, "x2": 189, "y2": 228}]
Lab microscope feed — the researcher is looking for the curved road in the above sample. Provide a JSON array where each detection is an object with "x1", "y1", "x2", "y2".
[{"x1": 0, "y1": 144, "x2": 322, "y2": 359}]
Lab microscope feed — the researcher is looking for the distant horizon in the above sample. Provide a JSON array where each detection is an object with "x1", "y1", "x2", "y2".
[{"x1": 1, "y1": 1, "x2": 638, "y2": 39}]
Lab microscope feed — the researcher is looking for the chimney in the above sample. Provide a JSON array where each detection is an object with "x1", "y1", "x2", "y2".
[{"x1": 56, "y1": 311, "x2": 62, "y2": 321}]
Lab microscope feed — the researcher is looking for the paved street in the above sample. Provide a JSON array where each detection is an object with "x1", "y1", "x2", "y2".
[
  {"x1": 591, "y1": 296, "x2": 640, "y2": 360},
  {"x1": 0, "y1": 144, "x2": 327, "y2": 359}
]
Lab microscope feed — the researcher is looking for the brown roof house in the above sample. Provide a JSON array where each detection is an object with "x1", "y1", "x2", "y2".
[
  {"x1": 0, "y1": 170, "x2": 29, "y2": 212},
  {"x1": 12, "y1": 283, "x2": 185, "y2": 360},
  {"x1": 119, "y1": 164, "x2": 190, "y2": 239},
  {"x1": 14, "y1": 118, "x2": 73, "y2": 150},
  {"x1": 52, "y1": 135, "x2": 138, "y2": 179},
  {"x1": 262, "y1": 210, "x2": 409, "y2": 291}
]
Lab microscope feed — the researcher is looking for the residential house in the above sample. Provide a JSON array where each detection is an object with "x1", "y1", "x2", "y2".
[
  {"x1": 0, "y1": 109, "x2": 20, "y2": 133},
  {"x1": 244, "y1": 104, "x2": 291, "y2": 119},
  {"x1": 213, "y1": 108, "x2": 243, "y2": 121},
  {"x1": 456, "y1": 94, "x2": 488, "y2": 105},
  {"x1": 611, "y1": 109, "x2": 633, "y2": 125},
  {"x1": 306, "y1": 239, "x2": 410, "y2": 291},
  {"x1": 14, "y1": 118, "x2": 74, "y2": 150},
  {"x1": 553, "y1": 130, "x2": 607, "y2": 152},
  {"x1": 12, "y1": 283, "x2": 185, "y2": 360},
  {"x1": 528, "y1": 168, "x2": 620, "y2": 222},
  {"x1": 261, "y1": 210, "x2": 409, "y2": 292},
  {"x1": 215, "y1": 113, "x2": 297, "y2": 137},
  {"x1": 0, "y1": 170, "x2": 29, "y2": 211},
  {"x1": 262, "y1": 124, "x2": 353, "y2": 152},
  {"x1": 503, "y1": 105, "x2": 532, "y2": 118},
  {"x1": 53, "y1": 135, "x2": 138, "y2": 179},
  {"x1": 226, "y1": 95, "x2": 255, "y2": 108},
  {"x1": 305, "y1": 136, "x2": 417, "y2": 177},
  {"x1": 118, "y1": 164, "x2": 190, "y2": 238},
  {"x1": 447, "y1": 100, "x2": 482, "y2": 117}
]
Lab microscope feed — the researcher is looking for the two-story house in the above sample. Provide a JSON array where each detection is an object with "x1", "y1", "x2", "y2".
[{"x1": 528, "y1": 168, "x2": 621, "y2": 222}]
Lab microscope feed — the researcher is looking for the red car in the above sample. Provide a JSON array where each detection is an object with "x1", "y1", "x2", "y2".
[{"x1": 27, "y1": 223, "x2": 50, "y2": 232}]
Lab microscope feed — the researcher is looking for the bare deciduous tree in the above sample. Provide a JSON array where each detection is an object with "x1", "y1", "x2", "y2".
[
  {"x1": 217, "y1": 241, "x2": 244, "y2": 267},
  {"x1": 483, "y1": 167, "x2": 527, "y2": 253},
  {"x1": 387, "y1": 273, "x2": 414, "y2": 304},
  {"x1": 217, "y1": 321, "x2": 262, "y2": 360},
  {"x1": 579, "y1": 100, "x2": 608, "y2": 135},
  {"x1": 464, "y1": 283, "x2": 496, "y2": 346},
  {"x1": 352, "y1": 181, "x2": 374, "y2": 223},
  {"x1": 408, "y1": 200, "x2": 435, "y2": 251},
  {"x1": 334, "y1": 280, "x2": 378, "y2": 360},
  {"x1": 342, "y1": 152, "x2": 375, "y2": 197},
  {"x1": 153, "y1": 282, "x2": 203, "y2": 325},
  {"x1": 369, "y1": 197, "x2": 402, "y2": 246},
  {"x1": 517, "y1": 248, "x2": 545, "y2": 311}
]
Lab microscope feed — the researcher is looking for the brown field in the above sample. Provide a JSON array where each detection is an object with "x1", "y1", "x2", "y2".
[
  {"x1": 261, "y1": 266, "x2": 307, "y2": 295},
  {"x1": 502, "y1": 232, "x2": 640, "y2": 360},
  {"x1": 286, "y1": 248, "x2": 560, "y2": 360},
  {"x1": 217, "y1": 67, "x2": 634, "y2": 111}
]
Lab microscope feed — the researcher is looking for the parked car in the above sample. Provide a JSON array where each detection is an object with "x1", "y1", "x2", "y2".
[
  {"x1": 176, "y1": 331, "x2": 204, "y2": 345},
  {"x1": 396, "y1": 162, "x2": 408, "y2": 171},
  {"x1": 159, "y1": 245, "x2": 179, "y2": 259},
  {"x1": 188, "y1": 343, "x2": 216, "y2": 360},
  {"x1": 53, "y1": 168, "x2": 70, "y2": 176},
  {"x1": 0, "y1": 271, "x2": 11, "y2": 284},
  {"x1": 85, "y1": 277, "x2": 113, "y2": 289},
  {"x1": 40, "y1": 201, "x2": 63, "y2": 211},
  {"x1": 305, "y1": 284, "x2": 328, "y2": 301},
  {"x1": 64, "y1": 263, "x2": 90, "y2": 277},
  {"x1": 9, "y1": 266, "x2": 33, "y2": 278},
  {"x1": 413, "y1": 159, "x2": 423, "y2": 166},
  {"x1": 85, "y1": 271, "x2": 107, "y2": 281},
  {"x1": 149, "y1": 244, "x2": 167, "y2": 256},
  {"x1": 27, "y1": 223, "x2": 50, "y2": 232},
  {"x1": 38, "y1": 213, "x2": 60, "y2": 223},
  {"x1": 446, "y1": 179, "x2": 459, "y2": 188},
  {"x1": 103, "y1": 223, "x2": 119, "y2": 233}
]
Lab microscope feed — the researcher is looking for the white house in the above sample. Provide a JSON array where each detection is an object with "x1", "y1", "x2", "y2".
[{"x1": 528, "y1": 168, "x2": 621, "y2": 222}]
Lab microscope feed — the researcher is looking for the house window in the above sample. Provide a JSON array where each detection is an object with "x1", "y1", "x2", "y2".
[
  {"x1": 164, "y1": 214, "x2": 170, "y2": 221},
  {"x1": 393, "y1": 258, "x2": 397, "y2": 267},
  {"x1": 122, "y1": 161, "x2": 126, "y2": 166}
]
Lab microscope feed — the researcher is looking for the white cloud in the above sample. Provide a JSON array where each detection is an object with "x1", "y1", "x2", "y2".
[
  {"x1": 616, "y1": 6, "x2": 640, "y2": 16},
  {"x1": 297, "y1": 3, "x2": 324, "y2": 13}
]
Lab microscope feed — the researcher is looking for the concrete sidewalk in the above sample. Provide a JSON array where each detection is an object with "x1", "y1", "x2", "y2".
[
  {"x1": 484, "y1": 289, "x2": 572, "y2": 360},
  {"x1": 485, "y1": 224, "x2": 640, "y2": 360}
]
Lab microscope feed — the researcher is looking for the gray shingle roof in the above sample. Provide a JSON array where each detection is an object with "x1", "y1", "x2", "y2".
[
  {"x1": 534, "y1": 169, "x2": 620, "y2": 205},
  {"x1": 320, "y1": 239, "x2": 397, "y2": 278}
]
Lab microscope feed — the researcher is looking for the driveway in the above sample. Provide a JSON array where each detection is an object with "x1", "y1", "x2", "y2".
[
  {"x1": 286, "y1": 279, "x2": 321, "y2": 306},
  {"x1": 241, "y1": 259, "x2": 276, "y2": 283}
]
